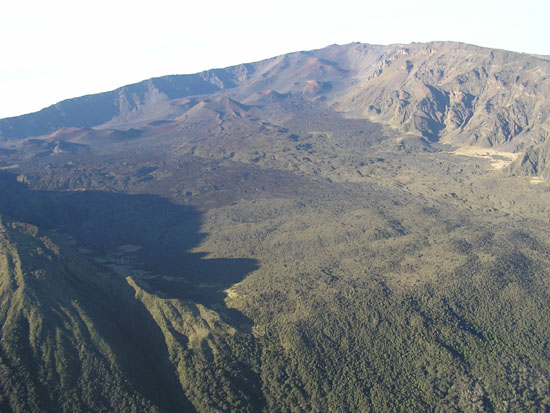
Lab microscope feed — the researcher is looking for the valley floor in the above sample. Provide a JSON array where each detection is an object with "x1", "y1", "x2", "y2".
[{"x1": 1, "y1": 112, "x2": 549, "y2": 412}]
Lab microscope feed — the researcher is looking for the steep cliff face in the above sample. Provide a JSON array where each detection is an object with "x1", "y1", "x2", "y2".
[
  {"x1": 0, "y1": 217, "x2": 158, "y2": 412},
  {"x1": 3, "y1": 42, "x2": 550, "y2": 158},
  {"x1": 1, "y1": 42, "x2": 550, "y2": 411},
  {"x1": 331, "y1": 42, "x2": 550, "y2": 151},
  {"x1": 0, "y1": 74, "x2": 228, "y2": 140},
  {"x1": 0, "y1": 206, "x2": 261, "y2": 412},
  {"x1": 508, "y1": 139, "x2": 550, "y2": 178}
]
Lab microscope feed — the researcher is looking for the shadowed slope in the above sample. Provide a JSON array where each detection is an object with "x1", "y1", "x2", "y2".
[{"x1": 0, "y1": 173, "x2": 264, "y2": 411}]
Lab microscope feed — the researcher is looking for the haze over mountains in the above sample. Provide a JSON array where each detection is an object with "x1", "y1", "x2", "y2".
[
  {"x1": 2, "y1": 41, "x2": 550, "y2": 177},
  {"x1": 1, "y1": 42, "x2": 550, "y2": 411}
]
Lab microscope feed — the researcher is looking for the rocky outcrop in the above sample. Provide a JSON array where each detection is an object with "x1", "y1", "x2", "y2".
[{"x1": 2, "y1": 41, "x2": 550, "y2": 174}]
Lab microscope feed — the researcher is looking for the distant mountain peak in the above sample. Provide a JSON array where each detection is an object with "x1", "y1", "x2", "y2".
[{"x1": 2, "y1": 41, "x2": 550, "y2": 175}]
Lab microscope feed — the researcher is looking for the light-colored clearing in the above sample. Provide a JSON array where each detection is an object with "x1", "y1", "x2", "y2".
[
  {"x1": 452, "y1": 146, "x2": 521, "y2": 170},
  {"x1": 530, "y1": 177, "x2": 544, "y2": 185},
  {"x1": 0, "y1": 164, "x2": 19, "y2": 170},
  {"x1": 224, "y1": 287, "x2": 239, "y2": 300}
]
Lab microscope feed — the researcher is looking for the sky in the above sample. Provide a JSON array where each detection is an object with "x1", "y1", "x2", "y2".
[{"x1": 1, "y1": 0, "x2": 549, "y2": 119}]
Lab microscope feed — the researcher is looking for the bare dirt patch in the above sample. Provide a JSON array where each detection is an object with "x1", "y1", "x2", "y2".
[{"x1": 452, "y1": 146, "x2": 521, "y2": 170}]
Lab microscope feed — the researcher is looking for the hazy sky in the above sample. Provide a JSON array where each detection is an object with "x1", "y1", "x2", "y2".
[{"x1": 1, "y1": 0, "x2": 548, "y2": 119}]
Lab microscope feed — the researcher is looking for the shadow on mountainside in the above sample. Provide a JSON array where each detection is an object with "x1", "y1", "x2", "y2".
[
  {"x1": 0, "y1": 171, "x2": 261, "y2": 410},
  {"x1": 0, "y1": 171, "x2": 258, "y2": 318}
]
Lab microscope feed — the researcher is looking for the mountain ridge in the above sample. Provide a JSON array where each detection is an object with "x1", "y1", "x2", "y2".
[
  {"x1": 3, "y1": 41, "x2": 549, "y2": 154},
  {"x1": 1, "y1": 41, "x2": 550, "y2": 411}
]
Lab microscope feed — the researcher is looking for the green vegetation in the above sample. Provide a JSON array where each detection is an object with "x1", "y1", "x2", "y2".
[
  {"x1": 1, "y1": 126, "x2": 550, "y2": 411},
  {"x1": 1, "y1": 41, "x2": 550, "y2": 412}
]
